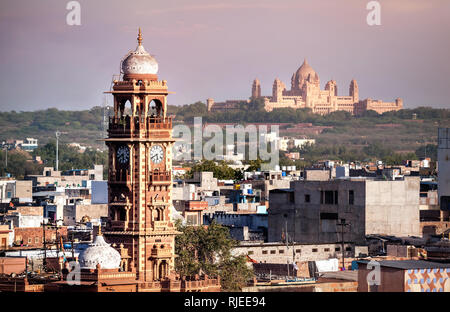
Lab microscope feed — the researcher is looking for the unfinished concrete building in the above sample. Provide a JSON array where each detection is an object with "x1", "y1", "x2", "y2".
[{"x1": 268, "y1": 177, "x2": 420, "y2": 245}]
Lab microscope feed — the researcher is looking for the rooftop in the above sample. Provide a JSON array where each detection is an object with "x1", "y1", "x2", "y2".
[{"x1": 358, "y1": 260, "x2": 450, "y2": 270}]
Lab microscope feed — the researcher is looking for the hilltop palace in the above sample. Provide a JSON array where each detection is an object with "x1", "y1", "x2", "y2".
[{"x1": 207, "y1": 59, "x2": 403, "y2": 115}]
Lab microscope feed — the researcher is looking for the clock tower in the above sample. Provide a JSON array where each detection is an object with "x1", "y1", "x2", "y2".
[{"x1": 103, "y1": 28, "x2": 179, "y2": 284}]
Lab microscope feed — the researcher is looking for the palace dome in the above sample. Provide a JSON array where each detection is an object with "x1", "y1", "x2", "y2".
[
  {"x1": 78, "y1": 233, "x2": 121, "y2": 270},
  {"x1": 121, "y1": 28, "x2": 158, "y2": 76},
  {"x1": 291, "y1": 59, "x2": 319, "y2": 90}
]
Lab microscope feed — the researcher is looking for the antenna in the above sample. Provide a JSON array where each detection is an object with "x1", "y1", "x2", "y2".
[
  {"x1": 55, "y1": 131, "x2": 61, "y2": 171},
  {"x1": 55, "y1": 131, "x2": 67, "y2": 171}
]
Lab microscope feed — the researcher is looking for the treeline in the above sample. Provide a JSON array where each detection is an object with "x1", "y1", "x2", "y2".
[
  {"x1": 0, "y1": 141, "x2": 107, "y2": 179},
  {"x1": 279, "y1": 142, "x2": 437, "y2": 168},
  {"x1": 173, "y1": 100, "x2": 449, "y2": 126}
]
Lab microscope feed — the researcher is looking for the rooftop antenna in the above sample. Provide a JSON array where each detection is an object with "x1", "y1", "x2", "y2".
[
  {"x1": 55, "y1": 131, "x2": 67, "y2": 171},
  {"x1": 55, "y1": 131, "x2": 61, "y2": 171}
]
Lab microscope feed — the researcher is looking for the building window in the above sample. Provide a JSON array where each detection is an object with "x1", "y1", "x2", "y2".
[
  {"x1": 346, "y1": 247, "x2": 352, "y2": 252},
  {"x1": 295, "y1": 249, "x2": 301, "y2": 254},
  {"x1": 305, "y1": 194, "x2": 310, "y2": 203},
  {"x1": 312, "y1": 248, "x2": 318, "y2": 252},
  {"x1": 324, "y1": 248, "x2": 330, "y2": 252},
  {"x1": 334, "y1": 191, "x2": 338, "y2": 205},
  {"x1": 279, "y1": 250, "x2": 284, "y2": 254},
  {"x1": 262, "y1": 250, "x2": 268, "y2": 255},
  {"x1": 35, "y1": 237, "x2": 39, "y2": 243},
  {"x1": 289, "y1": 192, "x2": 295, "y2": 203},
  {"x1": 248, "y1": 251, "x2": 254, "y2": 255},
  {"x1": 320, "y1": 212, "x2": 338, "y2": 220},
  {"x1": 324, "y1": 191, "x2": 334, "y2": 204},
  {"x1": 270, "y1": 250, "x2": 276, "y2": 254},
  {"x1": 28, "y1": 238, "x2": 32, "y2": 244},
  {"x1": 349, "y1": 190, "x2": 354, "y2": 205}
]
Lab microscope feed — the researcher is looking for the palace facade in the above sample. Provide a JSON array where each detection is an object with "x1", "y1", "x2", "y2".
[{"x1": 207, "y1": 59, "x2": 403, "y2": 115}]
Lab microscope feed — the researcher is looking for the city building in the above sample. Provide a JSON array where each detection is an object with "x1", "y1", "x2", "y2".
[
  {"x1": 268, "y1": 177, "x2": 421, "y2": 245},
  {"x1": 438, "y1": 128, "x2": 450, "y2": 211},
  {"x1": 25, "y1": 165, "x2": 104, "y2": 188},
  {"x1": 208, "y1": 59, "x2": 403, "y2": 115}
]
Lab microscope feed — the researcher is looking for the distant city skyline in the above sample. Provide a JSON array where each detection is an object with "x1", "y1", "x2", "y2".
[{"x1": 0, "y1": 0, "x2": 449, "y2": 112}]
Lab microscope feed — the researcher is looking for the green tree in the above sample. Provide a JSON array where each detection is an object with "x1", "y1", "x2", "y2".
[{"x1": 175, "y1": 221, "x2": 254, "y2": 291}]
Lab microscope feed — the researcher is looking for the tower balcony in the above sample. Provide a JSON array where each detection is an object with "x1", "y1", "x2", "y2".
[
  {"x1": 149, "y1": 171, "x2": 171, "y2": 184},
  {"x1": 109, "y1": 220, "x2": 126, "y2": 231},
  {"x1": 109, "y1": 169, "x2": 131, "y2": 184},
  {"x1": 150, "y1": 246, "x2": 172, "y2": 258},
  {"x1": 108, "y1": 116, "x2": 172, "y2": 138}
]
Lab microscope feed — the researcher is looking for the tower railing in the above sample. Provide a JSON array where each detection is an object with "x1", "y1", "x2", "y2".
[
  {"x1": 109, "y1": 169, "x2": 131, "y2": 183},
  {"x1": 149, "y1": 170, "x2": 171, "y2": 183},
  {"x1": 108, "y1": 116, "x2": 172, "y2": 138}
]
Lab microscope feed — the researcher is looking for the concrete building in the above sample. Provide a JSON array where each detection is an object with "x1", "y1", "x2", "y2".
[
  {"x1": 63, "y1": 203, "x2": 108, "y2": 226},
  {"x1": 0, "y1": 225, "x2": 12, "y2": 249},
  {"x1": 438, "y1": 128, "x2": 450, "y2": 211},
  {"x1": 0, "y1": 180, "x2": 32, "y2": 203},
  {"x1": 232, "y1": 242, "x2": 357, "y2": 265},
  {"x1": 25, "y1": 165, "x2": 104, "y2": 188},
  {"x1": 268, "y1": 177, "x2": 421, "y2": 245}
]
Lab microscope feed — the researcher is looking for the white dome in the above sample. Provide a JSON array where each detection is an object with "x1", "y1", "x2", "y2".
[
  {"x1": 121, "y1": 29, "x2": 158, "y2": 76},
  {"x1": 78, "y1": 235, "x2": 121, "y2": 270}
]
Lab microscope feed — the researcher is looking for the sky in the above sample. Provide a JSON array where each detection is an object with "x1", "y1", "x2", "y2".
[{"x1": 0, "y1": 0, "x2": 449, "y2": 111}]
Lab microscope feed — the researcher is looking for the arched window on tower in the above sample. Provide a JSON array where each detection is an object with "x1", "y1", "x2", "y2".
[{"x1": 149, "y1": 99, "x2": 163, "y2": 120}]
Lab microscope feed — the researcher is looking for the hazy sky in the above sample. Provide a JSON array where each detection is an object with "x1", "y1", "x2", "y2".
[{"x1": 0, "y1": 0, "x2": 449, "y2": 111}]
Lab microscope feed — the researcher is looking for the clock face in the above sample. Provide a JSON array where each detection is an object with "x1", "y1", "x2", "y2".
[
  {"x1": 150, "y1": 145, "x2": 164, "y2": 164},
  {"x1": 116, "y1": 145, "x2": 130, "y2": 165}
]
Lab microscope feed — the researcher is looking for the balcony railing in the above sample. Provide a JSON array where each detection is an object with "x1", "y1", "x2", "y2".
[
  {"x1": 149, "y1": 171, "x2": 171, "y2": 184},
  {"x1": 109, "y1": 169, "x2": 131, "y2": 183},
  {"x1": 150, "y1": 247, "x2": 172, "y2": 258},
  {"x1": 110, "y1": 220, "x2": 126, "y2": 231},
  {"x1": 108, "y1": 116, "x2": 172, "y2": 138}
]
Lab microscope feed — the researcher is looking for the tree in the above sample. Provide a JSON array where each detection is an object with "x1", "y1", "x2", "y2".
[
  {"x1": 190, "y1": 160, "x2": 241, "y2": 180},
  {"x1": 175, "y1": 221, "x2": 254, "y2": 291}
]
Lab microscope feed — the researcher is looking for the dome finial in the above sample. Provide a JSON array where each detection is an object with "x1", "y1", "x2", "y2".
[{"x1": 138, "y1": 27, "x2": 143, "y2": 46}]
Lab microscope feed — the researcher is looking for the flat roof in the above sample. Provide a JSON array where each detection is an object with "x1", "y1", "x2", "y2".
[
  {"x1": 270, "y1": 189, "x2": 293, "y2": 193},
  {"x1": 358, "y1": 260, "x2": 450, "y2": 270}
]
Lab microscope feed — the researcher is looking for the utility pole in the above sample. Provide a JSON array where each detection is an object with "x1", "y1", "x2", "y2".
[
  {"x1": 71, "y1": 233, "x2": 75, "y2": 260},
  {"x1": 292, "y1": 208, "x2": 297, "y2": 278},
  {"x1": 285, "y1": 217, "x2": 289, "y2": 278},
  {"x1": 337, "y1": 219, "x2": 350, "y2": 270},
  {"x1": 42, "y1": 221, "x2": 47, "y2": 270},
  {"x1": 55, "y1": 130, "x2": 61, "y2": 171}
]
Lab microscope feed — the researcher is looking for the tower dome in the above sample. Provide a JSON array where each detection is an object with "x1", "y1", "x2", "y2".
[
  {"x1": 78, "y1": 229, "x2": 121, "y2": 270},
  {"x1": 121, "y1": 28, "x2": 158, "y2": 79},
  {"x1": 291, "y1": 58, "x2": 319, "y2": 90}
]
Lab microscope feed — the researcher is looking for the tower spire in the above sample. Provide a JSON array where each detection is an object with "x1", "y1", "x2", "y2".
[{"x1": 138, "y1": 27, "x2": 143, "y2": 46}]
